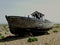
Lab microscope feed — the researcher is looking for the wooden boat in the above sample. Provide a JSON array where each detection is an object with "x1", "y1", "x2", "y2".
[{"x1": 5, "y1": 11, "x2": 53, "y2": 36}]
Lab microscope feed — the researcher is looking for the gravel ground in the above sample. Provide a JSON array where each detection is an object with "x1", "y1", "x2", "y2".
[{"x1": 0, "y1": 24, "x2": 60, "y2": 45}]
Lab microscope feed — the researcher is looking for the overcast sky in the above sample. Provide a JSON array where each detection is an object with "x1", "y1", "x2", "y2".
[{"x1": 0, "y1": 0, "x2": 60, "y2": 24}]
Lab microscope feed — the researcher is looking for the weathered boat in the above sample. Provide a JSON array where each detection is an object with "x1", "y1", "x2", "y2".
[{"x1": 5, "y1": 11, "x2": 53, "y2": 36}]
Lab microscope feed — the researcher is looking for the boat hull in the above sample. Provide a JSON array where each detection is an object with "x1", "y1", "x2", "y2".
[{"x1": 6, "y1": 16, "x2": 53, "y2": 35}]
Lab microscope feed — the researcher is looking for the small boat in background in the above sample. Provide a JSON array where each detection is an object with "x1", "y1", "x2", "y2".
[{"x1": 5, "y1": 11, "x2": 53, "y2": 36}]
